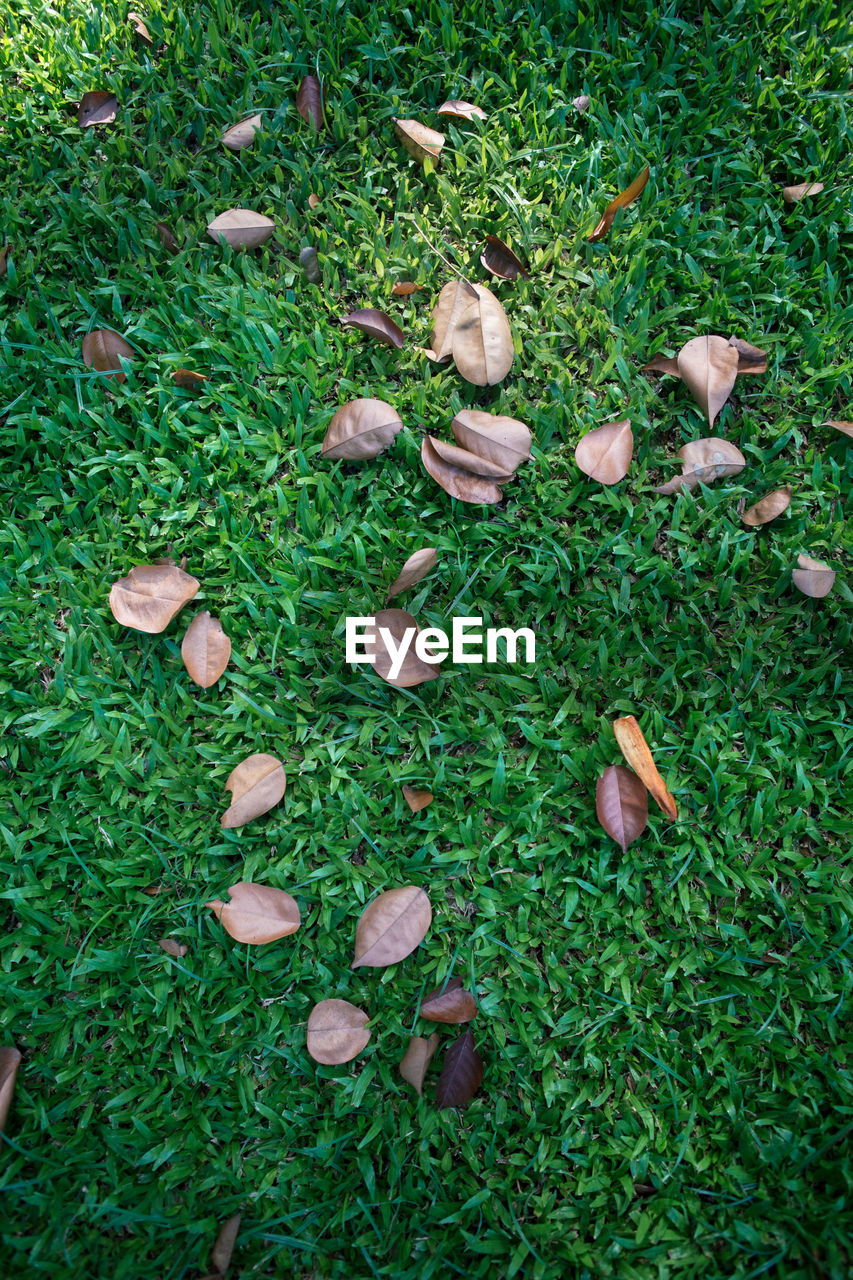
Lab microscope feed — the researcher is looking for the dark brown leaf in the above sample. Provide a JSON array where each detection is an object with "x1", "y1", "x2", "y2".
[
  {"x1": 421, "y1": 977, "x2": 477, "y2": 1024},
  {"x1": 399, "y1": 1034, "x2": 439, "y2": 1095},
  {"x1": 82, "y1": 328, "x2": 135, "y2": 383},
  {"x1": 0, "y1": 245, "x2": 9, "y2": 278},
  {"x1": 392, "y1": 281, "x2": 422, "y2": 295},
  {"x1": 78, "y1": 91, "x2": 117, "y2": 127},
  {"x1": 296, "y1": 75, "x2": 325, "y2": 131},
  {"x1": 308, "y1": 193, "x2": 321, "y2": 210},
  {"x1": 156, "y1": 221, "x2": 179, "y2": 254},
  {"x1": 340, "y1": 308, "x2": 404, "y2": 348},
  {"x1": 427, "y1": 435, "x2": 514, "y2": 480},
  {"x1": 0, "y1": 1047, "x2": 22, "y2": 1133},
  {"x1": 728, "y1": 336, "x2": 767, "y2": 375},
  {"x1": 402, "y1": 785, "x2": 433, "y2": 813},
  {"x1": 171, "y1": 369, "x2": 208, "y2": 390},
  {"x1": 480, "y1": 234, "x2": 530, "y2": 281},
  {"x1": 157, "y1": 938, "x2": 188, "y2": 958},
  {"x1": 588, "y1": 163, "x2": 650, "y2": 240},
  {"x1": 435, "y1": 1029, "x2": 483, "y2": 1109},
  {"x1": 596, "y1": 765, "x2": 648, "y2": 851},
  {"x1": 353, "y1": 885, "x2": 432, "y2": 968},
  {"x1": 421, "y1": 436, "x2": 503, "y2": 505},
  {"x1": 322, "y1": 398, "x2": 403, "y2": 461},
  {"x1": 307, "y1": 1000, "x2": 370, "y2": 1064}
]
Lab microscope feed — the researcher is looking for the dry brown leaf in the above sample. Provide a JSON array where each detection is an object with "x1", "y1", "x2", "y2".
[
  {"x1": 436, "y1": 100, "x2": 487, "y2": 121},
  {"x1": 420, "y1": 977, "x2": 477, "y2": 1024},
  {"x1": 450, "y1": 409, "x2": 532, "y2": 473},
  {"x1": 589, "y1": 163, "x2": 650, "y2": 240},
  {"x1": 572, "y1": 94, "x2": 591, "y2": 113},
  {"x1": 792, "y1": 554, "x2": 836, "y2": 598},
  {"x1": 296, "y1": 75, "x2": 325, "y2": 131},
  {"x1": 307, "y1": 999, "x2": 370, "y2": 1065},
  {"x1": 393, "y1": 117, "x2": 444, "y2": 164},
  {"x1": 480, "y1": 234, "x2": 530, "y2": 281},
  {"x1": 612, "y1": 715, "x2": 677, "y2": 820},
  {"x1": 435, "y1": 1029, "x2": 483, "y2": 1109},
  {"x1": 221, "y1": 114, "x2": 263, "y2": 151},
  {"x1": 211, "y1": 1214, "x2": 242, "y2": 1276},
  {"x1": 109, "y1": 562, "x2": 199, "y2": 633},
  {"x1": 575, "y1": 419, "x2": 633, "y2": 484},
  {"x1": 399, "y1": 1033, "x2": 439, "y2": 1095},
  {"x1": 642, "y1": 354, "x2": 680, "y2": 376},
  {"x1": 206, "y1": 881, "x2": 300, "y2": 943},
  {"x1": 353, "y1": 885, "x2": 432, "y2": 969},
  {"x1": 676, "y1": 336, "x2": 739, "y2": 426},
  {"x1": 824, "y1": 420, "x2": 853, "y2": 440},
  {"x1": 157, "y1": 938, "x2": 188, "y2": 958},
  {"x1": 308, "y1": 193, "x2": 321, "y2": 210},
  {"x1": 129, "y1": 11, "x2": 153, "y2": 44},
  {"x1": 728, "y1": 336, "x2": 767, "y2": 375},
  {"x1": 361, "y1": 608, "x2": 443, "y2": 687},
  {"x1": 322, "y1": 398, "x2": 403, "y2": 461},
  {"x1": 430, "y1": 278, "x2": 479, "y2": 360},
  {"x1": 220, "y1": 754, "x2": 285, "y2": 828},
  {"x1": 782, "y1": 181, "x2": 824, "y2": 203},
  {"x1": 181, "y1": 611, "x2": 231, "y2": 687},
  {"x1": 156, "y1": 221, "x2": 179, "y2": 254},
  {"x1": 386, "y1": 548, "x2": 438, "y2": 601},
  {"x1": 402, "y1": 785, "x2": 433, "y2": 813},
  {"x1": 452, "y1": 283, "x2": 514, "y2": 385},
  {"x1": 427, "y1": 435, "x2": 514, "y2": 480},
  {"x1": 0, "y1": 246, "x2": 8, "y2": 278},
  {"x1": 422, "y1": 436, "x2": 504, "y2": 505},
  {"x1": 207, "y1": 209, "x2": 275, "y2": 250},
  {"x1": 653, "y1": 438, "x2": 746, "y2": 495},
  {"x1": 595, "y1": 765, "x2": 648, "y2": 851},
  {"x1": 78, "y1": 91, "x2": 117, "y2": 127},
  {"x1": 741, "y1": 486, "x2": 792, "y2": 527},
  {"x1": 392, "y1": 281, "x2": 422, "y2": 295},
  {"x1": 171, "y1": 369, "x2": 208, "y2": 390},
  {"x1": 0, "y1": 1047, "x2": 22, "y2": 1133},
  {"x1": 340, "y1": 308, "x2": 404, "y2": 348},
  {"x1": 82, "y1": 328, "x2": 135, "y2": 383},
  {"x1": 299, "y1": 246, "x2": 321, "y2": 283}
]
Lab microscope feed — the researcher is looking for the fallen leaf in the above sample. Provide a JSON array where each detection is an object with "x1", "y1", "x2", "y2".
[
  {"x1": 156, "y1": 221, "x2": 179, "y2": 254},
  {"x1": 676, "y1": 336, "x2": 740, "y2": 426},
  {"x1": 451, "y1": 283, "x2": 514, "y2": 385},
  {"x1": 480, "y1": 234, "x2": 530, "y2": 281},
  {"x1": 393, "y1": 117, "x2": 444, "y2": 164},
  {"x1": 157, "y1": 938, "x2": 188, "y2": 958},
  {"x1": 728, "y1": 336, "x2": 767, "y2": 375},
  {"x1": 575, "y1": 419, "x2": 633, "y2": 484},
  {"x1": 399, "y1": 1033, "x2": 439, "y2": 1095},
  {"x1": 82, "y1": 328, "x2": 135, "y2": 383},
  {"x1": 296, "y1": 75, "x2": 325, "y2": 131},
  {"x1": 322, "y1": 398, "x2": 404, "y2": 461},
  {"x1": 437, "y1": 100, "x2": 487, "y2": 121},
  {"x1": 0, "y1": 1047, "x2": 22, "y2": 1132},
  {"x1": 220, "y1": 754, "x2": 285, "y2": 828},
  {"x1": 450, "y1": 409, "x2": 532, "y2": 473},
  {"x1": 171, "y1": 369, "x2": 208, "y2": 390},
  {"x1": 824, "y1": 420, "x2": 853, "y2": 440},
  {"x1": 392, "y1": 281, "x2": 421, "y2": 295},
  {"x1": 0, "y1": 246, "x2": 8, "y2": 278},
  {"x1": 299, "y1": 246, "x2": 321, "y2": 283},
  {"x1": 436, "y1": 1029, "x2": 483, "y2": 1108},
  {"x1": 595, "y1": 765, "x2": 648, "y2": 851},
  {"x1": 741, "y1": 486, "x2": 792, "y2": 527},
  {"x1": 421, "y1": 977, "x2": 477, "y2": 1024},
  {"x1": 422, "y1": 436, "x2": 504, "y2": 505},
  {"x1": 129, "y1": 11, "x2": 153, "y2": 43},
  {"x1": 402, "y1": 785, "x2": 433, "y2": 813},
  {"x1": 612, "y1": 715, "x2": 678, "y2": 820},
  {"x1": 206, "y1": 882, "x2": 300, "y2": 943},
  {"x1": 221, "y1": 114, "x2": 263, "y2": 151},
  {"x1": 792, "y1": 554, "x2": 836, "y2": 598},
  {"x1": 427, "y1": 434, "x2": 514, "y2": 480},
  {"x1": 589, "y1": 163, "x2": 650, "y2": 241},
  {"x1": 307, "y1": 999, "x2": 370, "y2": 1064},
  {"x1": 181, "y1": 611, "x2": 231, "y2": 687},
  {"x1": 352, "y1": 885, "x2": 432, "y2": 968},
  {"x1": 642, "y1": 354, "x2": 680, "y2": 376},
  {"x1": 653, "y1": 438, "x2": 746, "y2": 495},
  {"x1": 78, "y1": 91, "x2": 117, "y2": 127},
  {"x1": 207, "y1": 209, "x2": 275, "y2": 250},
  {"x1": 430, "y1": 278, "x2": 479, "y2": 360},
  {"x1": 308, "y1": 193, "x2": 320, "y2": 210},
  {"x1": 782, "y1": 181, "x2": 824, "y2": 203},
  {"x1": 387, "y1": 548, "x2": 438, "y2": 601},
  {"x1": 211, "y1": 1214, "x2": 242, "y2": 1276},
  {"x1": 361, "y1": 608, "x2": 443, "y2": 687},
  {"x1": 109, "y1": 562, "x2": 199, "y2": 633},
  {"x1": 416, "y1": 345, "x2": 441, "y2": 361},
  {"x1": 340, "y1": 308, "x2": 404, "y2": 348},
  {"x1": 572, "y1": 94, "x2": 590, "y2": 113}
]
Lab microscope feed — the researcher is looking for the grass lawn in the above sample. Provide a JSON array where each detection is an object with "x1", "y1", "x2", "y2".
[{"x1": 1, "y1": 0, "x2": 852, "y2": 1276}]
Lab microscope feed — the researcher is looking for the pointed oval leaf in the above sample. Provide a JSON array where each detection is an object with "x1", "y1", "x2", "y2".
[
  {"x1": 676, "y1": 336, "x2": 739, "y2": 426},
  {"x1": 480, "y1": 234, "x2": 530, "y2": 281},
  {"x1": 422, "y1": 436, "x2": 503, "y2": 505},
  {"x1": 642, "y1": 353, "x2": 680, "y2": 376},
  {"x1": 437, "y1": 100, "x2": 487, "y2": 121},
  {"x1": 450, "y1": 409, "x2": 532, "y2": 472},
  {"x1": 129, "y1": 11, "x2": 153, "y2": 43},
  {"x1": 402, "y1": 785, "x2": 433, "y2": 813},
  {"x1": 220, "y1": 753, "x2": 285, "y2": 828},
  {"x1": 387, "y1": 547, "x2": 438, "y2": 601},
  {"x1": 589, "y1": 163, "x2": 650, "y2": 240},
  {"x1": 572, "y1": 94, "x2": 591, "y2": 113},
  {"x1": 308, "y1": 193, "x2": 321, "y2": 210},
  {"x1": 171, "y1": 369, "x2": 208, "y2": 390},
  {"x1": 221, "y1": 113, "x2": 263, "y2": 151},
  {"x1": 575, "y1": 419, "x2": 633, "y2": 484},
  {"x1": 782, "y1": 181, "x2": 824, "y2": 203},
  {"x1": 612, "y1": 715, "x2": 677, "y2": 820},
  {"x1": 352, "y1": 885, "x2": 432, "y2": 969},
  {"x1": 206, "y1": 881, "x2": 300, "y2": 943},
  {"x1": 741, "y1": 486, "x2": 792, "y2": 527},
  {"x1": 393, "y1": 117, "x2": 444, "y2": 164},
  {"x1": 307, "y1": 999, "x2": 370, "y2": 1065},
  {"x1": 436, "y1": 1029, "x2": 483, "y2": 1109},
  {"x1": 296, "y1": 75, "x2": 325, "y2": 130},
  {"x1": 156, "y1": 221, "x2": 179, "y2": 254},
  {"x1": 0, "y1": 1047, "x2": 22, "y2": 1133},
  {"x1": 792, "y1": 554, "x2": 836, "y2": 598},
  {"x1": 322, "y1": 398, "x2": 403, "y2": 461},
  {"x1": 596, "y1": 765, "x2": 648, "y2": 851},
  {"x1": 340, "y1": 308, "x2": 404, "y2": 348},
  {"x1": 824, "y1": 420, "x2": 853, "y2": 440},
  {"x1": 207, "y1": 209, "x2": 275, "y2": 250},
  {"x1": 82, "y1": 328, "x2": 135, "y2": 383},
  {"x1": 361, "y1": 608, "x2": 442, "y2": 688},
  {"x1": 452, "y1": 284, "x2": 514, "y2": 385},
  {"x1": 181, "y1": 611, "x2": 231, "y2": 687},
  {"x1": 728, "y1": 335, "x2": 767, "y2": 375},
  {"x1": 78, "y1": 91, "x2": 117, "y2": 127},
  {"x1": 654, "y1": 438, "x2": 746, "y2": 495},
  {"x1": 157, "y1": 938, "x2": 188, "y2": 958},
  {"x1": 392, "y1": 281, "x2": 422, "y2": 295},
  {"x1": 211, "y1": 1214, "x2": 242, "y2": 1276},
  {"x1": 427, "y1": 435, "x2": 514, "y2": 480},
  {"x1": 399, "y1": 1033, "x2": 439, "y2": 1095},
  {"x1": 430, "y1": 278, "x2": 479, "y2": 360},
  {"x1": 109, "y1": 563, "x2": 199, "y2": 633},
  {"x1": 421, "y1": 977, "x2": 477, "y2": 1024}
]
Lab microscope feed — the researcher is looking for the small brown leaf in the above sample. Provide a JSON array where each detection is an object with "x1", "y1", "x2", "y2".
[
  {"x1": 653, "y1": 438, "x2": 746, "y2": 495},
  {"x1": 157, "y1": 938, "x2": 188, "y2": 958},
  {"x1": 427, "y1": 435, "x2": 514, "y2": 480},
  {"x1": 386, "y1": 548, "x2": 438, "y2": 601},
  {"x1": 575, "y1": 419, "x2": 633, "y2": 485},
  {"x1": 676, "y1": 336, "x2": 739, "y2": 426},
  {"x1": 109, "y1": 563, "x2": 199, "y2": 633},
  {"x1": 480, "y1": 234, "x2": 530, "y2": 281},
  {"x1": 78, "y1": 91, "x2": 117, "y2": 127},
  {"x1": 792, "y1": 554, "x2": 836, "y2": 599},
  {"x1": 572, "y1": 94, "x2": 591, "y2": 113},
  {"x1": 308, "y1": 193, "x2": 321, "y2": 210},
  {"x1": 392, "y1": 281, "x2": 422, "y2": 295},
  {"x1": 436, "y1": 100, "x2": 487, "y2": 121},
  {"x1": 642, "y1": 354, "x2": 680, "y2": 376},
  {"x1": 221, "y1": 114, "x2": 263, "y2": 151},
  {"x1": 435, "y1": 1029, "x2": 483, "y2": 1108},
  {"x1": 402, "y1": 785, "x2": 433, "y2": 813},
  {"x1": 156, "y1": 221, "x2": 179, "y2": 254},
  {"x1": 595, "y1": 765, "x2": 648, "y2": 851},
  {"x1": 321, "y1": 398, "x2": 403, "y2": 461},
  {"x1": 393, "y1": 117, "x2": 444, "y2": 164},
  {"x1": 299, "y1": 246, "x2": 321, "y2": 283},
  {"x1": 728, "y1": 336, "x2": 767, "y2": 375},
  {"x1": 82, "y1": 328, "x2": 135, "y2": 383},
  {"x1": 741, "y1": 486, "x2": 792, "y2": 527},
  {"x1": 129, "y1": 11, "x2": 153, "y2": 43},
  {"x1": 296, "y1": 75, "x2": 326, "y2": 131},
  {"x1": 421, "y1": 436, "x2": 503, "y2": 505},
  {"x1": 612, "y1": 715, "x2": 678, "y2": 820},
  {"x1": 307, "y1": 1000, "x2": 370, "y2": 1065},
  {"x1": 206, "y1": 882, "x2": 300, "y2": 944},
  {"x1": 361, "y1": 608, "x2": 443, "y2": 688},
  {"x1": 340, "y1": 308, "x2": 404, "y2": 348},
  {"x1": 171, "y1": 369, "x2": 208, "y2": 390},
  {"x1": 782, "y1": 181, "x2": 824, "y2": 203},
  {"x1": 450, "y1": 409, "x2": 532, "y2": 473},
  {"x1": 824, "y1": 420, "x2": 853, "y2": 440},
  {"x1": 220, "y1": 754, "x2": 285, "y2": 828},
  {"x1": 352, "y1": 885, "x2": 432, "y2": 968},
  {"x1": 589, "y1": 163, "x2": 650, "y2": 240},
  {"x1": 207, "y1": 209, "x2": 275, "y2": 250},
  {"x1": 0, "y1": 245, "x2": 8, "y2": 278},
  {"x1": 0, "y1": 1047, "x2": 22, "y2": 1133},
  {"x1": 421, "y1": 977, "x2": 477, "y2": 1024},
  {"x1": 451, "y1": 283, "x2": 514, "y2": 385},
  {"x1": 430, "y1": 278, "x2": 479, "y2": 360},
  {"x1": 211, "y1": 1214, "x2": 242, "y2": 1276},
  {"x1": 181, "y1": 611, "x2": 231, "y2": 687},
  {"x1": 399, "y1": 1033, "x2": 439, "y2": 1095}
]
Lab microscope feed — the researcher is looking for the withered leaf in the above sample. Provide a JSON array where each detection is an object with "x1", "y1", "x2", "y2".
[
  {"x1": 296, "y1": 75, "x2": 325, "y2": 131},
  {"x1": 741, "y1": 486, "x2": 792, "y2": 527},
  {"x1": 427, "y1": 435, "x2": 514, "y2": 480},
  {"x1": 436, "y1": 1029, "x2": 483, "y2": 1109},
  {"x1": 361, "y1": 608, "x2": 443, "y2": 688},
  {"x1": 575, "y1": 419, "x2": 633, "y2": 485},
  {"x1": 0, "y1": 246, "x2": 8, "y2": 278},
  {"x1": 156, "y1": 221, "x2": 179, "y2": 254},
  {"x1": 307, "y1": 1000, "x2": 370, "y2": 1065},
  {"x1": 78, "y1": 91, "x2": 117, "y2": 127},
  {"x1": 728, "y1": 335, "x2": 767, "y2": 375},
  {"x1": 572, "y1": 94, "x2": 591, "y2": 113},
  {"x1": 181, "y1": 610, "x2": 231, "y2": 687},
  {"x1": 824, "y1": 420, "x2": 853, "y2": 440},
  {"x1": 612, "y1": 715, "x2": 677, "y2": 820},
  {"x1": 221, "y1": 114, "x2": 263, "y2": 151},
  {"x1": 129, "y1": 11, "x2": 153, "y2": 44},
  {"x1": 157, "y1": 938, "x2": 188, "y2": 958},
  {"x1": 430, "y1": 278, "x2": 479, "y2": 361},
  {"x1": 392, "y1": 281, "x2": 421, "y2": 295},
  {"x1": 642, "y1": 354, "x2": 680, "y2": 376},
  {"x1": 206, "y1": 881, "x2": 300, "y2": 943},
  {"x1": 450, "y1": 409, "x2": 531, "y2": 473},
  {"x1": 171, "y1": 369, "x2": 208, "y2": 390},
  {"x1": 402, "y1": 785, "x2": 433, "y2": 813},
  {"x1": 783, "y1": 181, "x2": 824, "y2": 203},
  {"x1": 393, "y1": 117, "x2": 444, "y2": 164},
  {"x1": 307, "y1": 193, "x2": 321, "y2": 210},
  {"x1": 386, "y1": 547, "x2": 438, "y2": 601},
  {"x1": 399, "y1": 1033, "x2": 439, "y2": 1096},
  {"x1": 589, "y1": 163, "x2": 650, "y2": 241},
  {"x1": 299, "y1": 246, "x2": 321, "y2": 283},
  {"x1": 207, "y1": 209, "x2": 275, "y2": 250},
  {"x1": 596, "y1": 765, "x2": 648, "y2": 851},
  {"x1": 352, "y1": 885, "x2": 432, "y2": 969},
  {"x1": 82, "y1": 328, "x2": 135, "y2": 383},
  {"x1": 109, "y1": 562, "x2": 199, "y2": 633},
  {"x1": 421, "y1": 976, "x2": 477, "y2": 1024},
  {"x1": 437, "y1": 100, "x2": 487, "y2": 121},
  {"x1": 340, "y1": 308, "x2": 404, "y2": 348},
  {"x1": 0, "y1": 1047, "x2": 22, "y2": 1133},
  {"x1": 322, "y1": 398, "x2": 403, "y2": 461},
  {"x1": 480, "y1": 234, "x2": 530, "y2": 281},
  {"x1": 792, "y1": 554, "x2": 836, "y2": 598},
  {"x1": 211, "y1": 1214, "x2": 242, "y2": 1276},
  {"x1": 653, "y1": 438, "x2": 746, "y2": 495},
  {"x1": 220, "y1": 754, "x2": 285, "y2": 828},
  {"x1": 422, "y1": 436, "x2": 504, "y2": 505},
  {"x1": 452, "y1": 283, "x2": 514, "y2": 385},
  {"x1": 676, "y1": 335, "x2": 740, "y2": 426}
]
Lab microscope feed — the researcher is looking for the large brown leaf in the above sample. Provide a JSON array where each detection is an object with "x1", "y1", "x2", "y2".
[
  {"x1": 792, "y1": 554, "x2": 836, "y2": 598},
  {"x1": 676, "y1": 336, "x2": 739, "y2": 426},
  {"x1": 421, "y1": 436, "x2": 503, "y2": 505},
  {"x1": 78, "y1": 91, "x2": 117, "y2": 127},
  {"x1": 427, "y1": 435, "x2": 514, "y2": 480},
  {"x1": 420, "y1": 977, "x2": 477, "y2": 1024},
  {"x1": 181, "y1": 611, "x2": 231, "y2": 687},
  {"x1": 595, "y1": 766, "x2": 648, "y2": 851},
  {"x1": 430, "y1": 278, "x2": 479, "y2": 360},
  {"x1": 741, "y1": 486, "x2": 792, "y2": 527},
  {"x1": 82, "y1": 328, "x2": 135, "y2": 383},
  {"x1": 452, "y1": 284, "x2": 514, "y2": 385},
  {"x1": 220, "y1": 753, "x2": 285, "y2": 828},
  {"x1": 399, "y1": 1033, "x2": 439, "y2": 1095},
  {"x1": 109, "y1": 563, "x2": 199, "y2": 633},
  {"x1": 450, "y1": 409, "x2": 532, "y2": 473},
  {"x1": 393, "y1": 118, "x2": 444, "y2": 164},
  {"x1": 782, "y1": 181, "x2": 824, "y2": 203},
  {"x1": 612, "y1": 716, "x2": 677, "y2": 820},
  {"x1": 296, "y1": 75, "x2": 325, "y2": 131},
  {"x1": 824, "y1": 420, "x2": 853, "y2": 440},
  {"x1": 0, "y1": 1047, "x2": 21, "y2": 1133},
  {"x1": 352, "y1": 885, "x2": 432, "y2": 968},
  {"x1": 402, "y1": 785, "x2": 433, "y2": 813},
  {"x1": 206, "y1": 882, "x2": 300, "y2": 943},
  {"x1": 437, "y1": 100, "x2": 487, "y2": 121},
  {"x1": 221, "y1": 114, "x2": 263, "y2": 150},
  {"x1": 340, "y1": 308, "x2": 404, "y2": 348},
  {"x1": 653, "y1": 438, "x2": 746, "y2": 495},
  {"x1": 588, "y1": 163, "x2": 650, "y2": 240},
  {"x1": 207, "y1": 209, "x2": 275, "y2": 250},
  {"x1": 480, "y1": 235, "x2": 530, "y2": 281},
  {"x1": 362, "y1": 608, "x2": 443, "y2": 687},
  {"x1": 387, "y1": 548, "x2": 438, "y2": 601},
  {"x1": 307, "y1": 999, "x2": 370, "y2": 1064},
  {"x1": 322, "y1": 398, "x2": 403, "y2": 461},
  {"x1": 211, "y1": 1214, "x2": 242, "y2": 1276},
  {"x1": 435, "y1": 1029, "x2": 483, "y2": 1109},
  {"x1": 575, "y1": 419, "x2": 633, "y2": 484}
]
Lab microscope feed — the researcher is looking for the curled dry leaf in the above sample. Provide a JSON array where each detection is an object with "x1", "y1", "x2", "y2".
[
  {"x1": 109, "y1": 563, "x2": 199, "y2": 633},
  {"x1": 206, "y1": 881, "x2": 300, "y2": 943},
  {"x1": 677, "y1": 336, "x2": 739, "y2": 426},
  {"x1": 452, "y1": 283, "x2": 514, "y2": 385},
  {"x1": 782, "y1": 181, "x2": 824, "y2": 203},
  {"x1": 78, "y1": 91, "x2": 117, "y2": 127},
  {"x1": 596, "y1": 765, "x2": 648, "y2": 852},
  {"x1": 171, "y1": 369, "x2": 208, "y2": 390},
  {"x1": 386, "y1": 547, "x2": 438, "y2": 601},
  {"x1": 451, "y1": 409, "x2": 531, "y2": 473},
  {"x1": 156, "y1": 221, "x2": 179, "y2": 254},
  {"x1": 393, "y1": 117, "x2": 444, "y2": 164},
  {"x1": 653, "y1": 438, "x2": 746, "y2": 495},
  {"x1": 437, "y1": 100, "x2": 487, "y2": 121},
  {"x1": 422, "y1": 436, "x2": 503, "y2": 505},
  {"x1": 430, "y1": 278, "x2": 479, "y2": 360},
  {"x1": 643, "y1": 354, "x2": 680, "y2": 376},
  {"x1": 402, "y1": 785, "x2": 433, "y2": 813},
  {"x1": 129, "y1": 12, "x2": 153, "y2": 44},
  {"x1": 361, "y1": 608, "x2": 443, "y2": 688},
  {"x1": 207, "y1": 209, "x2": 275, "y2": 250},
  {"x1": 728, "y1": 336, "x2": 767, "y2": 375},
  {"x1": 792, "y1": 554, "x2": 836, "y2": 599},
  {"x1": 589, "y1": 163, "x2": 650, "y2": 241},
  {"x1": 181, "y1": 610, "x2": 231, "y2": 687},
  {"x1": 222, "y1": 114, "x2": 263, "y2": 151},
  {"x1": 220, "y1": 753, "x2": 285, "y2": 828},
  {"x1": 352, "y1": 885, "x2": 432, "y2": 969},
  {"x1": 0, "y1": 1047, "x2": 22, "y2": 1132},
  {"x1": 427, "y1": 435, "x2": 514, "y2": 480},
  {"x1": 741, "y1": 486, "x2": 792, "y2": 527},
  {"x1": 296, "y1": 75, "x2": 325, "y2": 131},
  {"x1": 421, "y1": 976, "x2": 477, "y2": 1024},
  {"x1": 82, "y1": 328, "x2": 135, "y2": 383},
  {"x1": 211, "y1": 1214, "x2": 242, "y2": 1276},
  {"x1": 399, "y1": 1033, "x2": 439, "y2": 1096},
  {"x1": 322, "y1": 398, "x2": 403, "y2": 461},
  {"x1": 480, "y1": 234, "x2": 530, "y2": 281},
  {"x1": 392, "y1": 281, "x2": 421, "y2": 295},
  {"x1": 824, "y1": 420, "x2": 853, "y2": 440},
  {"x1": 307, "y1": 1000, "x2": 370, "y2": 1065},
  {"x1": 572, "y1": 94, "x2": 591, "y2": 113},
  {"x1": 612, "y1": 715, "x2": 678, "y2": 820},
  {"x1": 575, "y1": 419, "x2": 633, "y2": 484},
  {"x1": 435, "y1": 1029, "x2": 483, "y2": 1109},
  {"x1": 307, "y1": 193, "x2": 321, "y2": 210},
  {"x1": 340, "y1": 308, "x2": 404, "y2": 348},
  {"x1": 299, "y1": 246, "x2": 321, "y2": 284},
  {"x1": 157, "y1": 938, "x2": 188, "y2": 958}
]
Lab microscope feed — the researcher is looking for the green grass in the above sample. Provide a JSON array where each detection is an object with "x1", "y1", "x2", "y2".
[{"x1": 1, "y1": 0, "x2": 852, "y2": 1276}]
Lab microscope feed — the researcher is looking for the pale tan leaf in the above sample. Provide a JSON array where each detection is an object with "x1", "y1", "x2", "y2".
[
  {"x1": 352, "y1": 885, "x2": 432, "y2": 968},
  {"x1": 436, "y1": 100, "x2": 487, "y2": 121},
  {"x1": 792, "y1": 554, "x2": 836, "y2": 598},
  {"x1": 221, "y1": 114, "x2": 263, "y2": 151},
  {"x1": 0, "y1": 1047, "x2": 22, "y2": 1133},
  {"x1": 782, "y1": 181, "x2": 824, "y2": 203},
  {"x1": 393, "y1": 117, "x2": 444, "y2": 164},
  {"x1": 308, "y1": 193, "x2": 321, "y2": 210},
  {"x1": 321, "y1": 398, "x2": 403, "y2": 461},
  {"x1": 129, "y1": 12, "x2": 153, "y2": 43},
  {"x1": 361, "y1": 608, "x2": 443, "y2": 688},
  {"x1": 402, "y1": 785, "x2": 433, "y2": 813},
  {"x1": 181, "y1": 611, "x2": 231, "y2": 687},
  {"x1": 427, "y1": 435, "x2": 515, "y2": 480},
  {"x1": 420, "y1": 977, "x2": 477, "y2": 1023},
  {"x1": 824, "y1": 420, "x2": 853, "y2": 440},
  {"x1": 340, "y1": 308, "x2": 404, "y2": 348},
  {"x1": 589, "y1": 163, "x2": 650, "y2": 240},
  {"x1": 575, "y1": 419, "x2": 633, "y2": 484},
  {"x1": 728, "y1": 336, "x2": 767, "y2": 375},
  {"x1": 157, "y1": 938, "x2": 188, "y2": 958},
  {"x1": 430, "y1": 278, "x2": 479, "y2": 360},
  {"x1": 78, "y1": 91, "x2": 117, "y2": 127},
  {"x1": 421, "y1": 436, "x2": 503, "y2": 505},
  {"x1": 82, "y1": 328, "x2": 135, "y2": 383},
  {"x1": 596, "y1": 766, "x2": 648, "y2": 851},
  {"x1": 399, "y1": 1033, "x2": 439, "y2": 1095},
  {"x1": 386, "y1": 548, "x2": 438, "y2": 601},
  {"x1": 296, "y1": 75, "x2": 325, "y2": 131},
  {"x1": 451, "y1": 284, "x2": 514, "y2": 385},
  {"x1": 450, "y1": 409, "x2": 532, "y2": 472},
  {"x1": 480, "y1": 235, "x2": 530, "y2": 281},
  {"x1": 206, "y1": 882, "x2": 300, "y2": 943},
  {"x1": 572, "y1": 94, "x2": 591, "y2": 113},
  {"x1": 206, "y1": 209, "x2": 275, "y2": 250},
  {"x1": 741, "y1": 487, "x2": 792, "y2": 527},
  {"x1": 676, "y1": 336, "x2": 739, "y2": 426},
  {"x1": 211, "y1": 1214, "x2": 242, "y2": 1275},
  {"x1": 653, "y1": 438, "x2": 746, "y2": 495},
  {"x1": 109, "y1": 563, "x2": 199, "y2": 633},
  {"x1": 612, "y1": 715, "x2": 677, "y2": 820},
  {"x1": 307, "y1": 999, "x2": 370, "y2": 1064},
  {"x1": 220, "y1": 754, "x2": 285, "y2": 828}
]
